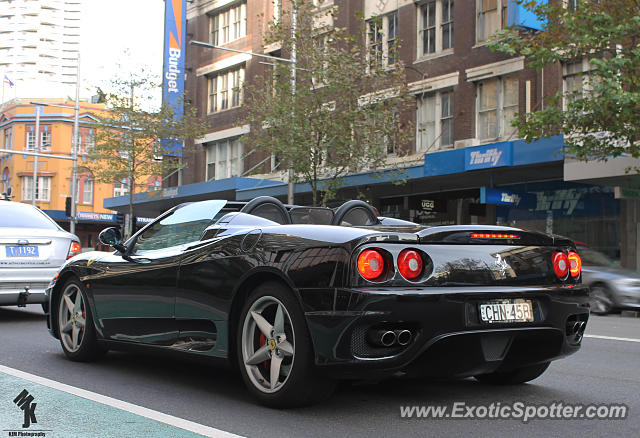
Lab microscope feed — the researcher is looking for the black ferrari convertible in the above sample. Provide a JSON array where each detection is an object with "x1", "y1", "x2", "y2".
[{"x1": 45, "y1": 196, "x2": 589, "y2": 407}]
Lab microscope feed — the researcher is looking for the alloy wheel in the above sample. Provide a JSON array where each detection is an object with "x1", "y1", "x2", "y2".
[
  {"x1": 58, "y1": 283, "x2": 86, "y2": 353},
  {"x1": 241, "y1": 295, "x2": 295, "y2": 393}
]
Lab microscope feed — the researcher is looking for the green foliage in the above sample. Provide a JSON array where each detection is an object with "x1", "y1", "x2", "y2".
[
  {"x1": 244, "y1": 0, "x2": 412, "y2": 206},
  {"x1": 488, "y1": 0, "x2": 640, "y2": 162},
  {"x1": 84, "y1": 74, "x2": 207, "y2": 236}
]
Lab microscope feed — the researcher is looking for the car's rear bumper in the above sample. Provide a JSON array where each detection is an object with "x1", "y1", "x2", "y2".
[
  {"x1": 0, "y1": 266, "x2": 59, "y2": 306},
  {"x1": 0, "y1": 284, "x2": 48, "y2": 306},
  {"x1": 300, "y1": 284, "x2": 590, "y2": 379}
]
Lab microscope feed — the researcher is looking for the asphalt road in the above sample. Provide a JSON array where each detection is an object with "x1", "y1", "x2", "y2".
[{"x1": 1, "y1": 305, "x2": 638, "y2": 438}]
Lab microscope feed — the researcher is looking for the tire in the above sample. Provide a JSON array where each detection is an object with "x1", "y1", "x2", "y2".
[
  {"x1": 236, "y1": 281, "x2": 335, "y2": 408},
  {"x1": 590, "y1": 285, "x2": 614, "y2": 315},
  {"x1": 57, "y1": 279, "x2": 104, "y2": 361},
  {"x1": 474, "y1": 362, "x2": 550, "y2": 385}
]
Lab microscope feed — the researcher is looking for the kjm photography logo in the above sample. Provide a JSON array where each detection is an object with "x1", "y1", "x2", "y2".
[
  {"x1": 4, "y1": 389, "x2": 49, "y2": 437},
  {"x1": 13, "y1": 389, "x2": 37, "y2": 428}
]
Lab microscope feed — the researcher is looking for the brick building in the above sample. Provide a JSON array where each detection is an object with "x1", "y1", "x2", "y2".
[{"x1": 105, "y1": 0, "x2": 639, "y2": 269}]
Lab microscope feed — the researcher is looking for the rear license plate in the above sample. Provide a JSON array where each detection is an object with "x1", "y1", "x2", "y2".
[
  {"x1": 479, "y1": 299, "x2": 533, "y2": 323},
  {"x1": 5, "y1": 246, "x2": 39, "y2": 257}
]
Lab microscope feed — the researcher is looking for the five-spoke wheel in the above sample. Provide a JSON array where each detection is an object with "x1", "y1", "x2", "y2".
[
  {"x1": 237, "y1": 282, "x2": 335, "y2": 407},
  {"x1": 242, "y1": 296, "x2": 295, "y2": 393},
  {"x1": 57, "y1": 280, "x2": 103, "y2": 361},
  {"x1": 59, "y1": 282, "x2": 87, "y2": 353}
]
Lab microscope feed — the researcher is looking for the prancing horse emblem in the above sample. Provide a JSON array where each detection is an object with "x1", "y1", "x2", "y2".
[{"x1": 494, "y1": 254, "x2": 511, "y2": 276}]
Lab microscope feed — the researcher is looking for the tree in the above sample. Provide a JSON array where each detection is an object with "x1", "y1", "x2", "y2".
[
  {"x1": 243, "y1": 0, "x2": 412, "y2": 206},
  {"x1": 488, "y1": 0, "x2": 640, "y2": 163},
  {"x1": 84, "y1": 75, "x2": 207, "y2": 237}
]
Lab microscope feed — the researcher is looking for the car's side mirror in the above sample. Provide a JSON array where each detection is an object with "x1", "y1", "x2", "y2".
[{"x1": 98, "y1": 227, "x2": 127, "y2": 253}]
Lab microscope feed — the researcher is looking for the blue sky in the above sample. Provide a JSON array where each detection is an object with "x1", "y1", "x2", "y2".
[{"x1": 80, "y1": 0, "x2": 165, "y2": 106}]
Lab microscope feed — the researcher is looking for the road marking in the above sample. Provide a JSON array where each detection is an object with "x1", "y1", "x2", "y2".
[
  {"x1": 0, "y1": 364, "x2": 244, "y2": 438},
  {"x1": 584, "y1": 334, "x2": 640, "y2": 343}
]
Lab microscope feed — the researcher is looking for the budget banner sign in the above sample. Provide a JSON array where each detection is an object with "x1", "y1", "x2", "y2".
[{"x1": 162, "y1": 0, "x2": 186, "y2": 156}]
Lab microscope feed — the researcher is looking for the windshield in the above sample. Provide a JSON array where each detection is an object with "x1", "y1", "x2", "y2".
[
  {"x1": 0, "y1": 203, "x2": 60, "y2": 230},
  {"x1": 132, "y1": 200, "x2": 227, "y2": 252},
  {"x1": 578, "y1": 246, "x2": 617, "y2": 268}
]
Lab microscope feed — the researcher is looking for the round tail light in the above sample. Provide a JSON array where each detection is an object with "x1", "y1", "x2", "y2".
[
  {"x1": 568, "y1": 251, "x2": 582, "y2": 278},
  {"x1": 357, "y1": 249, "x2": 385, "y2": 280},
  {"x1": 397, "y1": 249, "x2": 423, "y2": 280},
  {"x1": 553, "y1": 252, "x2": 569, "y2": 279}
]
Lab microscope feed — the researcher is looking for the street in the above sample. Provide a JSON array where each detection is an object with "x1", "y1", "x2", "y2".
[{"x1": 0, "y1": 305, "x2": 638, "y2": 437}]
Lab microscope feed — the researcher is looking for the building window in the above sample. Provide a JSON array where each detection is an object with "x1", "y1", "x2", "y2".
[
  {"x1": 75, "y1": 177, "x2": 94, "y2": 205},
  {"x1": 3, "y1": 127, "x2": 12, "y2": 150},
  {"x1": 442, "y1": 0, "x2": 454, "y2": 50},
  {"x1": 25, "y1": 128, "x2": 51, "y2": 151},
  {"x1": 563, "y1": 59, "x2": 589, "y2": 108},
  {"x1": 440, "y1": 91, "x2": 454, "y2": 147},
  {"x1": 114, "y1": 181, "x2": 129, "y2": 197},
  {"x1": 367, "y1": 12, "x2": 398, "y2": 67},
  {"x1": 477, "y1": 75, "x2": 519, "y2": 141},
  {"x1": 206, "y1": 66, "x2": 245, "y2": 113},
  {"x1": 41, "y1": 130, "x2": 51, "y2": 151},
  {"x1": 21, "y1": 175, "x2": 51, "y2": 202},
  {"x1": 417, "y1": 90, "x2": 454, "y2": 153},
  {"x1": 1, "y1": 167, "x2": 9, "y2": 194},
  {"x1": 208, "y1": 76, "x2": 217, "y2": 113},
  {"x1": 567, "y1": 0, "x2": 580, "y2": 11},
  {"x1": 206, "y1": 138, "x2": 244, "y2": 181},
  {"x1": 418, "y1": 0, "x2": 454, "y2": 57},
  {"x1": 273, "y1": 0, "x2": 281, "y2": 21},
  {"x1": 81, "y1": 132, "x2": 95, "y2": 154},
  {"x1": 368, "y1": 18, "x2": 383, "y2": 66},
  {"x1": 477, "y1": 0, "x2": 507, "y2": 43},
  {"x1": 387, "y1": 12, "x2": 398, "y2": 64},
  {"x1": 209, "y1": 2, "x2": 246, "y2": 46}
]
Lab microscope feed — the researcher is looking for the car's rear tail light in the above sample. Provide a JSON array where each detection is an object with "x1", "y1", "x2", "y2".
[
  {"x1": 357, "y1": 249, "x2": 385, "y2": 280},
  {"x1": 568, "y1": 251, "x2": 582, "y2": 278},
  {"x1": 67, "y1": 241, "x2": 81, "y2": 259},
  {"x1": 470, "y1": 233, "x2": 520, "y2": 239},
  {"x1": 553, "y1": 251, "x2": 569, "y2": 279},
  {"x1": 397, "y1": 249, "x2": 423, "y2": 280}
]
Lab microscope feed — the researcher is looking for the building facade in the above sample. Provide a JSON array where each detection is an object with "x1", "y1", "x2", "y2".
[
  {"x1": 0, "y1": 0, "x2": 81, "y2": 101},
  {"x1": 0, "y1": 99, "x2": 153, "y2": 249},
  {"x1": 103, "y1": 0, "x2": 639, "y2": 269}
]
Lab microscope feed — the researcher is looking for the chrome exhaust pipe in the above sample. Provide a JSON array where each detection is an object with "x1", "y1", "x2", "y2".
[
  {"x1": 396, "y1": 329, "x2": 412, "y2": 346},
  {"x1": 572, "y1": 321, "x2": 582, "y2": 334},
  {"x1": 380, "y1": 330, "x2": 396, "y2": 347}
]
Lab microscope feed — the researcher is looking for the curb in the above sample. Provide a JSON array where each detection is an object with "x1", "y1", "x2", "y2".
[{"x1": 620, "y1": 310, "x2": 640, "y2": 318}]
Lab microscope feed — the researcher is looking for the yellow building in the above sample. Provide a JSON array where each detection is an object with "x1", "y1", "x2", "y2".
[{"x1": 0, "y1": 98, "x2": 161, "y2": 249}]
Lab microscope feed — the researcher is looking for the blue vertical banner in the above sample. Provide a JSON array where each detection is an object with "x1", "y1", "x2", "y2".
[{"x1": 162, "y1": 0, "x2": 186, "y2": 156}]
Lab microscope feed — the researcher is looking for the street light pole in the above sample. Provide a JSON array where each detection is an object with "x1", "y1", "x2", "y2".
[
  {"x1": 32, "y1": 105, "x2": 41, "y2": 206},
  {"x1": 70, "y1": 55, "x2": 81, "y2": 235},
  {"x1": 288, "y1": 2, "x2": 297, "y2": 205}
]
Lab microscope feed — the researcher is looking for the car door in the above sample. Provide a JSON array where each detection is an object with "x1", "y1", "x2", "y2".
[{"x1": 89, "y1": 200, "x2": 227, "y2": 346}]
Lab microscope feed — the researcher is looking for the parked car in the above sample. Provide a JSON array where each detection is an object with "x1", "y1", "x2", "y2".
[
  {"x1": 577, "y1": 244, "x2": 640, "y2": 314},
  {"x1": 1, "y1": 200, "x2": 81, "y2": 308},
  {"x1": 45, "y1": 197, "x2": 589, "y2": 407}
]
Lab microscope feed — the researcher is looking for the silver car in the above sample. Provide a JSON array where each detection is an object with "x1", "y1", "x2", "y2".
[
  {"x1": 0, "y1": 200, "x2": 80, "y2": 307},
  {"x1": 578, "y1": 244, "x2": 640, "y2": 314}
]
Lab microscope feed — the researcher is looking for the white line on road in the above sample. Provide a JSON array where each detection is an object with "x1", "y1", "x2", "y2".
[
  {"x1": 0, "y1": 364, "x2": 244, "y2": 438},
  {"x1": 584, "y1": 334, "x2": 640, "y2": 343}
]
